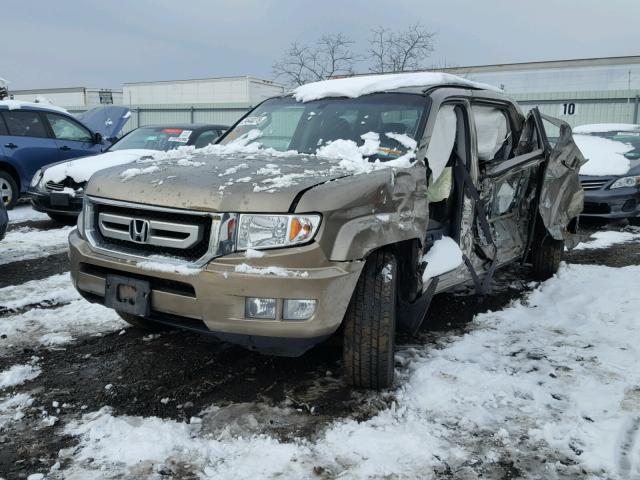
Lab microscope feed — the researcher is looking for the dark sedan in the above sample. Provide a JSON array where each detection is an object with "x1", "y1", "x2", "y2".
[
  {"x1": 28, "y1": 124, "x2": 227, "y2": 223},
  {"x1": 574, "y1": 124, "x2": 640, "y2": 223}
]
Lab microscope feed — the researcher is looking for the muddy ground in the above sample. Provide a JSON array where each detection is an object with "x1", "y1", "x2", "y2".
[{"x1": 1, "y1": 218, "x2": 639, "y2": 479}]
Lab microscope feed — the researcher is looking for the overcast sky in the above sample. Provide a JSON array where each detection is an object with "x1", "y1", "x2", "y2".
[{"x1": 3, "y1": 0, "x2": 639, "y2": 90}]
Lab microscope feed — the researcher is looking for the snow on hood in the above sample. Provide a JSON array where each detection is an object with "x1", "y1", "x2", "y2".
[
  {"x1": 0, "y1": 99, "x2": 68, "y2": 114},
  {"x1": 293, "y1": 72, "x2": 501, "y2": 102},
  {"x1": 41, "y1": 149, "x2": 159, "y2": 184},
  {"x1": 573, "y1": 134, "x2": 633, "y2": 176},
  {"x1": 573, "y1": 123, "x2": 640, "y2": 134}
]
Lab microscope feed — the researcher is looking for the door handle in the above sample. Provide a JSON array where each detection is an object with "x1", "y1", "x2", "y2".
[
  {"x1": 4, "y1": 143, "x2": 18, "y2": 149},
  {"x1": 59, "y1": 146, "x2": 71, "y2": 151}
]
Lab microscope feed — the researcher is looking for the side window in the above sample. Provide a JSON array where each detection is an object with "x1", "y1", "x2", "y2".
[
  {"x1": 4, "y1": 111, "x2": 48, "y2": 138},
  {"x1": 193, "y1": 129, "x2": 220, "y2": 148},
  {"x1": 472, "y1": 105, "x2": 512, "y2": 163},
  {"x1": 45, "y1": 113, "x2": 93, "y2": 142},
  {"x1": 0, "y1": 115, "x2": 7, "y2": 135}
]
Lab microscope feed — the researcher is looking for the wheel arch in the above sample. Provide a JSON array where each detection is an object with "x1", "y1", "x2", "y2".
[{"x1": 0, "y1": 160, "x2": 22, "y2": 192}]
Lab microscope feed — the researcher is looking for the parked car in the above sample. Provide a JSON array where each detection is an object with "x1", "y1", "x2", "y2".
[
  {"x1": 28, "y1": 124, "x2": 227, "y2": 223},
  {"x1": 68, "y1": 72, "x2": 584, "y2": 389},
  {"x1": 0, "y1": 199, "x2": 7, "y2": 241},
  {"x1": 0, "y1": 100, "x2": 130, "y2": 209},
  {"x1": 573, "y1": 123, "x2": 640, "y2": 223}
]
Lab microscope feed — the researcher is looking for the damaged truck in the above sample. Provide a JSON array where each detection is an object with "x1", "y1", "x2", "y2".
[{"x1": 68, "y1": 73, "x2": 585, "y2": 389}]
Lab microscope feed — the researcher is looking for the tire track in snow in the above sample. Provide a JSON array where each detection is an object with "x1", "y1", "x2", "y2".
[
  {"x1": 0, "y1": 226, "x2": 73, "y2": 266},
  {"x1": 0, "y1": 272, "x2": 79, "y2": 316},
  {"x1": 0, "y1": 299, "x2": 125, "y2": 353}
]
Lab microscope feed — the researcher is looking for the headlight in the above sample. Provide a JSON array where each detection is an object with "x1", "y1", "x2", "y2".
[
  {"x1": 31, "y1": 169, "x2": 44, "y2": 188},
  {"x1": 236, "y1": 214, "x2": 321, "y2": 250},
  {"x1": 610, "y1": 176, "x2": 640, "y2": 189},
  {"x1": 76, "y1": 197, "x2": 88, "y2": 239}
]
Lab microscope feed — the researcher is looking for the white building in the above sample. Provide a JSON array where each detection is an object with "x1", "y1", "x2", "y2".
[
  {"x1": 431, "y1": 56, "x2": 640, "y2": 127},
  {"x1": 8, "y1": 87, "x2": 123, "y2": 107},
  {"x1": 437, "y1": 56, "x2": 640, "y2": 95},
  {"x1": 122, "y1": 76, "x2": 285, "y2": 106}
]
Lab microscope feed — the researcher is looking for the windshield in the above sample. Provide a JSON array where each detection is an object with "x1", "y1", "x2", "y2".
[
  {"x1": 108, "y1": 127, "x2": 195, "y2": 152},
  {"x1": 219, "y1": 93, "x2": 430, "y2": 160},
  {"x1": 590, "y1": 130, "x2": 640, "y2": 160}
]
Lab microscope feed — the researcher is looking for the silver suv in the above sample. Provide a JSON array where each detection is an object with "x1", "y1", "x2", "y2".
[{"x1": 69, "y1": 73, "x2": 584, "y2": 389}]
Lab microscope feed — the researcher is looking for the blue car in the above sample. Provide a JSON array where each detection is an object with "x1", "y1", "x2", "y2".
[{"x1": 0, "y1": 100, "x2": 130, "y2": 209}]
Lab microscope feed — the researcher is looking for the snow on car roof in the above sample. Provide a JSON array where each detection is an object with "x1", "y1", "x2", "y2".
[
  {"x1": 0, "y1": 99, "x2": 68, "y2": 114},
  {"x1": 573, "y1": 123, "x2": 640, "y2": 134},
  {"x1": 292, "y1": 72, "x2": 501, "y2": 102}
]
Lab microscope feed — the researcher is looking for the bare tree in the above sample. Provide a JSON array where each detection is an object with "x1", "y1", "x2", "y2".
[
  {"x1": 368, "y1": 24, "x2": 436, "y2": 73},
  {"x1": 272, "y1": 33, "x2": 358, "y2": 86}
]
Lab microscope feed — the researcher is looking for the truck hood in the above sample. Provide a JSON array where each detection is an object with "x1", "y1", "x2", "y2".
[{"x1": 86, "y1": 152, "x2": 356, "y2": 213}]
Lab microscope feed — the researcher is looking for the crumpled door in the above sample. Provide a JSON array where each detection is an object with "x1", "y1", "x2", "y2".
[{"x1": 521, "y1": 109, "x2": 585, "y2": 247}]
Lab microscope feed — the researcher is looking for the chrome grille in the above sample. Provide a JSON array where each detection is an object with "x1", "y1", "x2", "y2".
[
  {"x1": 45, "y1": 180, "x2": 66, "y2": 192},
  {"x1": 83, "y1": 198, "x2": 238, "y2": 265},
  {"x1": 98, "y1": 213, "x2": 203, "y2": 249},
  {"x1": 580, "y1": 179, "x2": 608, "y2": 191},
  {"x1": 46, "y1": 177, "x2": 85, "y2": 193}
]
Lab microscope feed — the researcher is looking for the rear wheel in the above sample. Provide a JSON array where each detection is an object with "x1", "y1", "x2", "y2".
[
  {"x1": 47, "y1": 213, "x2": 77, "y2": 225},
  {"x1": 530, "y1": 228, "x2": 564, "y2": 280},
  {"x1": 0, "y1": 171, "x2": 18, "y2": 209},
  {"x1": 117, "y1": 312, "x2": 171, "y2": 332},
  {"x1": 342, "y1": 250, "x2": 397, "y2": 390}
]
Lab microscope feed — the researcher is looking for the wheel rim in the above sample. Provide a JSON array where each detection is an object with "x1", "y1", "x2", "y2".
[{"x1": 0, "y1": 178, "x2": 12, "y2": 206}]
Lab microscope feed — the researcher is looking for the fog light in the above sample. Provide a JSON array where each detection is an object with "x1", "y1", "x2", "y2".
[
  {"x1": 245, "y1": 297, "x2": 276, "y2": 319},
  {"x1": 283, "y1": 299, "x2": 317, "y2": 320}
]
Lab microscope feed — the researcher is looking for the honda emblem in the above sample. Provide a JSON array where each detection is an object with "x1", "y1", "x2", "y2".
[{"x1": 129, "y1": 219, "x2": 150, "y2": 243}]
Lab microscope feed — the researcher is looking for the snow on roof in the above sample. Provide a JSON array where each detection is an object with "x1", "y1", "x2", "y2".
[
  {"x1": 573, "y1": 133, "x2": 633, "y2": 176},
  {"x1": 0, "y1": 99, "x2": 68, "y2": 114},
  {"x1": 573, "y1": 123, "x2": 640, "y2": 134},
  {"x1": 292, "y1": 72, "x2": 501, "y2": 102}
]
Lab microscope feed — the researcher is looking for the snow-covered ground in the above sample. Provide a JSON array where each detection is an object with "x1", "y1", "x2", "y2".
[
  {"x1": 574, "y1": 229, "x2": 640, "y2": 250},
  {"x1": 0, "y1": 272, "x2": 79, "y2": 312},
  {"x1": 0, "y1": 226, "x2": 73, "y2": 265},
  {"x1": 7, "y1": 204, "x2": 49, "y2": 224},
  {"x1": 2, "y1": 210, "x2": 640, "y2": 479},
  {"x1": 0, "y1": 298, "x2": 124, "y2": 350},
  {"x1": 47, "y1": 263, "x2": 640, "y2": 479}
]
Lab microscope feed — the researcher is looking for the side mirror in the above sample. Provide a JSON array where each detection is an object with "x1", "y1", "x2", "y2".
[{"x1": 93, "y1": 132, "x2": 103, "y2": 144}]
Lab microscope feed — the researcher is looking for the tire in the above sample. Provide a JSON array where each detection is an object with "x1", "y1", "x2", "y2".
[
  {"x1": 0, "y1": 171, "x2": 18, "y2": 210},
  {"x1": 117, "y1": 311, "x2": 171, "y2": 332},
  {"x1": 530, "y1": 228, "x2": 564, "y2": 281},
  {"x1": 629, "y1": 217, "x2": 640, "y2": 226},
  {"x1": 47, "y1": 213, "x2": 77, "y2": 225},
  {"x1": 343, "y1": 250, "x2": 397, "y2": 390}
]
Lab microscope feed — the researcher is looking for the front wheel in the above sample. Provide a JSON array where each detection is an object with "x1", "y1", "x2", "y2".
[
  {"x1": 0, "y1": 171, "x2": 18, "y2": 209},
  {"x1": 342, "y1": 250, "x2": 397, "y2": 390},
  {"x1": 530, "y1": 229, "x2": 564, "y2": 280}
]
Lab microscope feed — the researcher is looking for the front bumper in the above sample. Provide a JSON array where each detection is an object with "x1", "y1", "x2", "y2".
[
  {"x1": 581, "y1": 186, "x2": 640, "y2": 219},
  {"x1": 69, "y1": 230, "x2": 363, "y2": 356},
  {"x1": 28, "y1": 188, "x2": 83, "y2": 216}
]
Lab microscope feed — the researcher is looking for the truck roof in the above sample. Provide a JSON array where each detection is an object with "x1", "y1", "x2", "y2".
[{"x1": 292, "y1": 72, "x2": 501, "y2": 102}]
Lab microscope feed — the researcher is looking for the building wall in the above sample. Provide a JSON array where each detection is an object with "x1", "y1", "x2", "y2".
[
  {"x1": 10, "y1": 88, "x2": 123, "y2": 107},
  {"x1": 123, "y1": 77, "x2": 285, "y2": 105},
  {"x1": 10, "y1": 90, "x2": 87, "y2": 106},
  {"x1": 513, "y1": 90, "x2": 640, "y2": 128}
]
